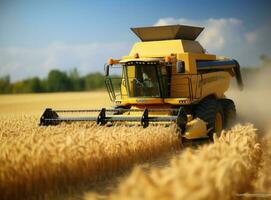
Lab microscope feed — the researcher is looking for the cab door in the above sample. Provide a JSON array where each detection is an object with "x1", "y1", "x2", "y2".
[{"x1": 159, "y1": 64, "x2": 171, "y2": 98}]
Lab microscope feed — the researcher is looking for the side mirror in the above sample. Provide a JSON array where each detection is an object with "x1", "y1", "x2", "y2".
[
  {"x1": 176, "y1": 61, "x2": 185, "y2": 73},
  {"x1": 104, "y1": 64, "x2": 110, "y2": 76}
]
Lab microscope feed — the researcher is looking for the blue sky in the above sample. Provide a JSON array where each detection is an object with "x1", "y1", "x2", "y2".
[{"x1": 0, "y1": 0, "x2": 270, "y2": 80}]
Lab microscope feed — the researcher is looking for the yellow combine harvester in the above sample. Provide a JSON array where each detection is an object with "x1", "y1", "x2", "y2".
[{"x1": 40, "y1": 25, "x2": 243, "y2": 140}]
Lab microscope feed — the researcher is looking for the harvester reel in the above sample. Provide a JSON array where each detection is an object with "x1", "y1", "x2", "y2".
[
  {"x1": 39, "y1": 107, "x2": 187, "y2": 132},
  {"x1": 40, "y1": 108, "x2": 60, "y2": 126},
  {"x1": 97, "y1": 108, "x2": 107, "y2": 125},
  {"x1": 140, "y1": 109, "x2": 149, "y2": 128}
]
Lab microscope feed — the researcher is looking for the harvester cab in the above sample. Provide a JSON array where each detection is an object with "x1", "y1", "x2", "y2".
[{"x1": 40, "y1": 24, "x2": 243, "y2": 141}]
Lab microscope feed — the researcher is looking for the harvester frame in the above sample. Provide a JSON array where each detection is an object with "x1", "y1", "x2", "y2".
[{"x1": 40, "y1": 24, "x2": 243, "y2": 141}]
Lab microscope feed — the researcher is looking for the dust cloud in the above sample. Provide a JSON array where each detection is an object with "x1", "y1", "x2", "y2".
[{"x1": 226, "y1": 64, "x2": 271, "y2": 132}]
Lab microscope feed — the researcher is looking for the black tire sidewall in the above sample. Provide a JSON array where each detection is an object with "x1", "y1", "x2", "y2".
[
  {"x1": 219, "y1": 99, "x2": 236, "y2": 128},
  {"x1": 195, "y1": 99, "x2": 224, "y2": 139}
]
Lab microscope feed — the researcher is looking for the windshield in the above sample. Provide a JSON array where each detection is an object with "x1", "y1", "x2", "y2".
[{"x1": 125, "y1": 64, "x2": 161, "y2": 97}]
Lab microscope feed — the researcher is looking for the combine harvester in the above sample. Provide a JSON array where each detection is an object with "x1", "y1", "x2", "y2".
[{"x1": 40, "y1": 25, "x2": 243, "y2": 141}]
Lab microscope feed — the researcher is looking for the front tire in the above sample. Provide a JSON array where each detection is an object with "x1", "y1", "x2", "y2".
[{"x1": 195, "y1": 99, "x2": 224, "y2": 140}]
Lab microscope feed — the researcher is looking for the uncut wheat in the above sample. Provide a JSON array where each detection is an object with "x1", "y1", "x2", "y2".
[
  {"x1": 0, "y1": 115, "x2": 180, "y2": 200},
  {"x1": 86, "y1": 124, "x2": 262, "y2": 200},
  {"x1": 254, "y1": 132, "x2": 271, "y2": 193}
]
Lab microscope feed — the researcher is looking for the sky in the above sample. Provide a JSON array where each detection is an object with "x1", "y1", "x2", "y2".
[{"x1": 0, "y1": 0, "x2": 271, "y2": 81}]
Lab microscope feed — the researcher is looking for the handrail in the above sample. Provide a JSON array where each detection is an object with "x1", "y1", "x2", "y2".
[{"x1": 105, "y1": 74, "x2": 203, "y2": 101}]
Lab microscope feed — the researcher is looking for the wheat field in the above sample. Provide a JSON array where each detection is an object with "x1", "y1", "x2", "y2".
[
  {"x1": 86, "y1": 124, "x2": 262, "y2": 200},
  {"x1": 0, "y1": 90, "x2": 270, "y2": 200},
  {"x1": 0, "y1": 91, "x2": 112, "y2": 115},
  {"x1": 0, "y1": 117, "x2": 180, "y2": 200}
]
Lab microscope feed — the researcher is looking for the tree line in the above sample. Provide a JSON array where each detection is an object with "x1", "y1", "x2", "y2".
[
  {"x1": 0, "y1": 54, "x2": 270, "y2": 94},
  {"x1": 0, "y1": 69, "x2": 106, "y2": 94}
]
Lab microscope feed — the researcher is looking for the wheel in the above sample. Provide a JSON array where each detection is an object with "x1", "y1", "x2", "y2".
[
  {"x1": 195, "y1": 98, "x2": 224, "y2": 140},
  {"x1": 219, "y1": 99, "x2": 236, "y2": 128}
]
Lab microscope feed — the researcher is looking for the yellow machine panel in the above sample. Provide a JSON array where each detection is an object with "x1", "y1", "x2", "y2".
[
  {"x1": 200, "y1": 71, "x2": 231, "y2": 99},
  {"x1": 41, "y1": 24, "x2": 244, "y2": 141},
  {"x1": 129, "y1": 39, "x2": 205, "y2": 57}
]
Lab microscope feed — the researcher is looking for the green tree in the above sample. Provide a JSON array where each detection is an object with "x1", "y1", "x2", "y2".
[
  {"x1": 0, "y1": 75, "x2": 11, "y2": 93},
  {"x1": 68, "y1": 68, "x2": 84, "y2": 91},
  {"x1": 12, "y1": 81, "x2": 24, "y2": 93},
  {"x1": 10, "y1": 77, "x2": 43, "y2": 93},
  {"x1": 84, "y1": 72, "x2": 105, "y2": 90},
  {"x1": 47, "y1": 69, "x2": 72, "y2": 92},
  {"x1": 25, "y1": 77, "x2": 43, "y2": 93}
]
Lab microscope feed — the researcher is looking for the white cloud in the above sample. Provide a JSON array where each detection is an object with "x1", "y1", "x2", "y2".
[
  {"x1": 154, "y1": 17, "x2": 271, "y2": 66},
  {"x1": 245, "y1": 23, "x2": 271, "y2": 48},
  {"x1": 154, "y1": 17, "x2": 242, "y2": 51},
  {"x1": 245, "y1": 32, "x2": 257, "y2": 44},
  {"x1": 0, "y1": 42, "x2": 130, "y2": 81}
]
